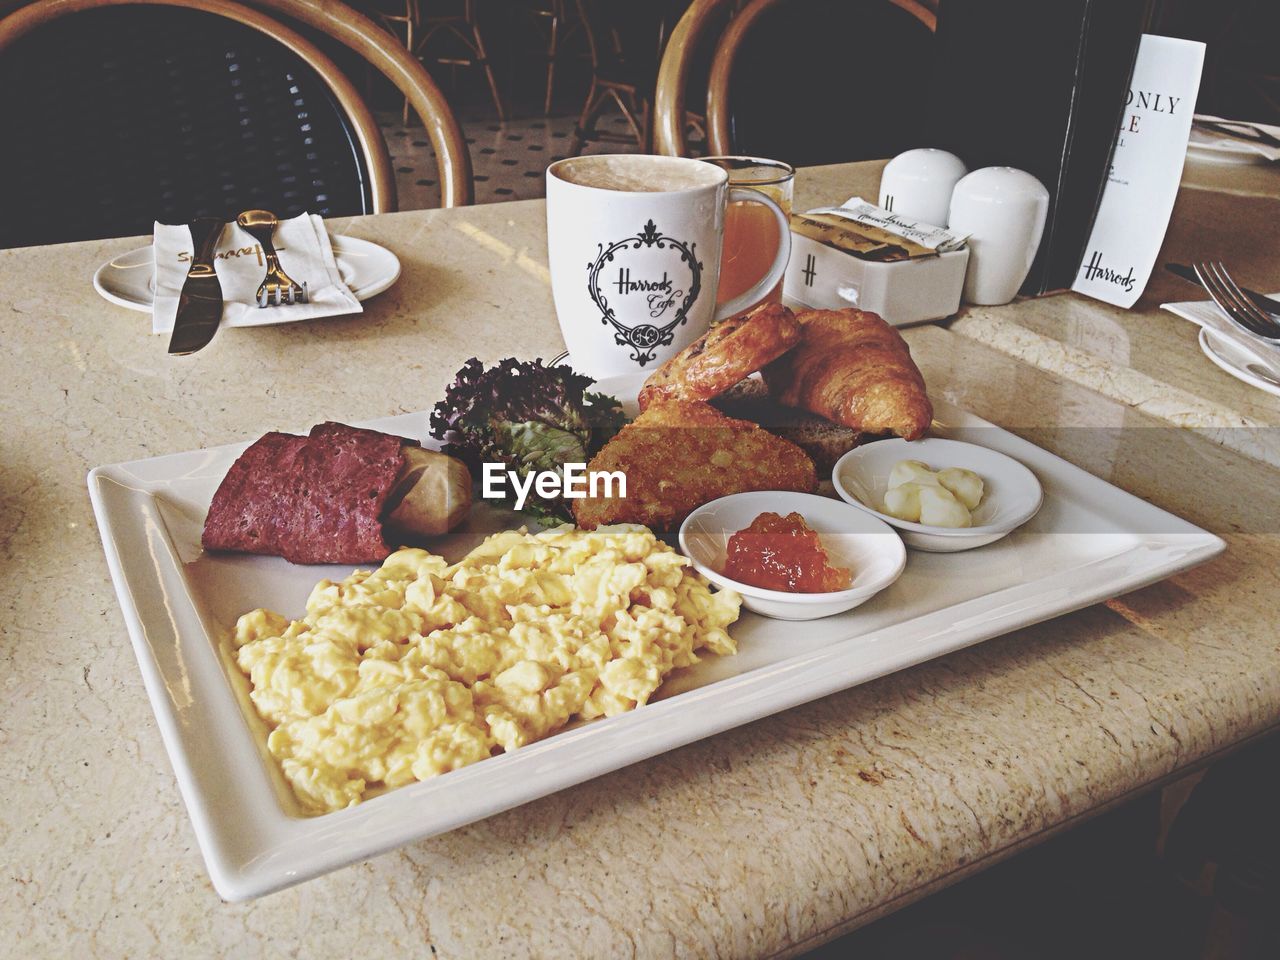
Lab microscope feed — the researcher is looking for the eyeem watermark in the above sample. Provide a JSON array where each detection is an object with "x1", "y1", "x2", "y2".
[{"x1": 482, "y1": 463, "x2": 626, "y2": 512}]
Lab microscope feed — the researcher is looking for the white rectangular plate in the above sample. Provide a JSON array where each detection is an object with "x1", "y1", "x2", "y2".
[{"x1": 88, "y1": 401, "x2": 1223, "y2": 901}]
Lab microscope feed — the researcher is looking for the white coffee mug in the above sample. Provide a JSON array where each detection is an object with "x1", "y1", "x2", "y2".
[
  {"x1": 546, "y1": 154, "x2": 791, "y2": 379},
  {"x1": 878, "y1": 148, "x2": 968, "y2": 228},
  {"x1": 947, "y1": 166, "x2": 1050, "y2": 306}
]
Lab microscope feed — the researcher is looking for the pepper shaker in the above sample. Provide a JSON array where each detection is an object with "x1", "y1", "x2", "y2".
[
  {"x1": 947, "y1": 167, "x2": 1050, "y2": 305},
  {"x1": 878, "y1": 148, "x2": 968, "y2": 227}
]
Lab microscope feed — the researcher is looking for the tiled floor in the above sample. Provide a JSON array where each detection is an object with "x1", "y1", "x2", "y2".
[{"x1": 380, "y1": 111, "x2": 646, "y2": 209}]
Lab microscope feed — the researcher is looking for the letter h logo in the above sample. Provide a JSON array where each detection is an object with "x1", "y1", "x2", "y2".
[{"x1": 802, "y1": 254, "x2": 816, "y2": 287}]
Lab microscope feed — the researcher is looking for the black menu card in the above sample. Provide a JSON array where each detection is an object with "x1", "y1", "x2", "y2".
[{"x1": 928, "y1": 0, "x2": 1151, "y2": 296}]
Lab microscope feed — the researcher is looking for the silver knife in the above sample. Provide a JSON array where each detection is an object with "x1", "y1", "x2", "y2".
[
  {"x1": 1165, "y1": 262, "x2": 1280, "y2": 317},
  {"x1": 169, "y1": 217, "x2": 225, "y2": 355}
]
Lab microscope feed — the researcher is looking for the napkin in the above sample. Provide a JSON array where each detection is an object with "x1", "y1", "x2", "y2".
[
  {"x1": 1190, "y1": 114, "x2": 1280, "y2": 162},
  {"x1": 1161, "y1": 293, "x2": 1280, "y2": 372},
  {"x1": 151, "y1": 214, "x2": 362, "y2": 334}
]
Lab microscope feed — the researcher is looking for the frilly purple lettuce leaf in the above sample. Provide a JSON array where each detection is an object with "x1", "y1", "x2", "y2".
[{"x1": 428, "y1": 357, "x2": 628, "y2": 521}]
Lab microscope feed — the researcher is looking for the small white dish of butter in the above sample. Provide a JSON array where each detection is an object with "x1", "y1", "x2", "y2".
[{"x1": 833, "y1": 438, "x2": 1043, "y2": 552}]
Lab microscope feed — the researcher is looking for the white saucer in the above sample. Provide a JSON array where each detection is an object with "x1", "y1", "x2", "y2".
[
  {"x1": 92, "y1": 234, "x2": 401, "y2": 313},
  {"x1": 1199, "y1": 327, "x2": 1280, "y2": 398}
]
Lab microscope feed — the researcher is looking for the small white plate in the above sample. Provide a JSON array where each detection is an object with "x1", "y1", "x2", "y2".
[
  {"x1": 1199, "y1": 327, "x2": 1280, "y2": 399},
  {"x1": 679, "y1": 491, "x2": 906, "y2": 620},
  {"x1": 832, "y1": 438, "x2": 1043, "y2": 552},
  {"x1": 92, "y1": 234, "x2": 401, "y2": 313}
]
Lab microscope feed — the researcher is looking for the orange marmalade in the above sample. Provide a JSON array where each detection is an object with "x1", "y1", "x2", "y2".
[{"x1": 723, "y1": 511, "x2": 852, "y2": 593}]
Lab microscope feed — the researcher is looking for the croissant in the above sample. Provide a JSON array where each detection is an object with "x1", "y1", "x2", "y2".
[{"x1": 762, "y1": 309, "x2": 933, "y2": 440}]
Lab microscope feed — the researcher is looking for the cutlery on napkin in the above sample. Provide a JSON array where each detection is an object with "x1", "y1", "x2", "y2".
[
  {"x1": 151, "y1": 213, "x2": 361, "y2": 335},
  {"x1": 1161, "y1": 292, "x2": 1280, "y2": 379},
  {"x1": 1165, "y1": 262, "x2": 1280, "y2": 318},
  {"x1": 1191, "y1": 114, "x2": 1280, "y2": 161},
  {"x1": 168, "y1": 217, "x2": 225, "y2": 355}
]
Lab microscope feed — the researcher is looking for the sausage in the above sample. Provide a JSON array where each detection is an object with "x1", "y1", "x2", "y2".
[{"x1": 384, "y1": 446, "x2": 472, "y2": 537}]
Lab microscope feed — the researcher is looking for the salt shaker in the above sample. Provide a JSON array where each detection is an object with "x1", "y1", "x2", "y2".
[
  {"x1": 947, "y1": 167, "x2": 1050, "y2": 305},
  {"x1": 878, "y1": 148, "x2": 968, "y2": 227}
]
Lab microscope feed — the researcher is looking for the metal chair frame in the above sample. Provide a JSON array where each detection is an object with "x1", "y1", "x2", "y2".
[
  {"x1": 566, "y1": 0, "x2": 652, "y2": 156},
  {"x1": 372, "y1": 0, "x2": 505, "y2": 123},
  {"x1": 533, "y1": 0, "x2": 585, "y2": 116},
  {"x1": 411, "y1": 0, "x2": 505, "y2": 121}
]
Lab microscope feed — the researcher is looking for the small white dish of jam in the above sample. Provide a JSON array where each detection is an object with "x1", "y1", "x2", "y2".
[{"x1": 679, "y1": 491, "x2": 906, "y2": 621}]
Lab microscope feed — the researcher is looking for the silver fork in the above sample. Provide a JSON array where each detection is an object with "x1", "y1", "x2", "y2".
[
  {"x1": 1192, "y1": 261, "x2": 1280, "y2": 342},
  {"x1": 236, "y1": 209, "x2": 309, "y2": 307}
]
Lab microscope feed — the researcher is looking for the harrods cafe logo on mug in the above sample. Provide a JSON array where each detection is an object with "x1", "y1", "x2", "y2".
[{"x1": 587, "y1": 219, "x2": 702, "y2": 367}]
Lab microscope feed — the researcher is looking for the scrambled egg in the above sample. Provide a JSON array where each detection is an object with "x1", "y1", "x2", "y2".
[{"x1": 232, "y1": 524, "x2": 741, "y2": 814}]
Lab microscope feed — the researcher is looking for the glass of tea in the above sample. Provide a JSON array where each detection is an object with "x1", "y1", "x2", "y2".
[{"x1": 700, "y1": 156, "x2": 795, "y2": 314}]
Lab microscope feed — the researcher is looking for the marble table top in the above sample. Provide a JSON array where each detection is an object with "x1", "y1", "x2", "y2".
[{"x1": 3, "y1": 162, "x2": 1278, "y2": 958}]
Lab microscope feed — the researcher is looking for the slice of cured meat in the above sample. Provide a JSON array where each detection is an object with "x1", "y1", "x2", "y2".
[{"x1": 202, "y1": 422, "x2": 411, "y2": 564}]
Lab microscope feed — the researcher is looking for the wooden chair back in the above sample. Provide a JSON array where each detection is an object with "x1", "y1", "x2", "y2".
[
  {"x1": 653, "y1": 0, "x2": 737, "y2": 157},
  {"x1": 0, "y1": 0, "x2": 471, "y2": 243},
  {"x1": 245, "y1": 0, "x2": 472, "y2": 206},
  {"x1": 706, "y1": 0, "x2": 936, "y2": 160}
]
